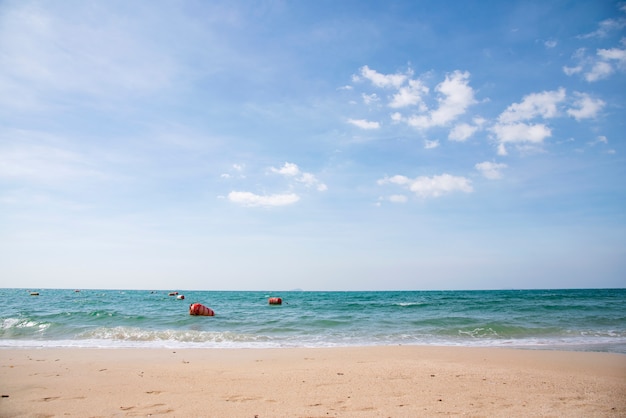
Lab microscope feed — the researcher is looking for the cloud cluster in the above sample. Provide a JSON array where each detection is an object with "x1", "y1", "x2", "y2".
[
  {"x1": 564, "y1": 12, "x2": 626, "y2": 82},
  {"x1": 226, "y1": 162, "x2": 326, "y2": 208},
  {"x1": 349, "y1": 46, "x2": 610, "y2": 202},
  {"x1": 352, "y1": 66, "x2": 477, "y2": 132},
  {"x1": 490, "y1": 88, "x2": 605, "y2": 155},
  {"x1": 270, "y1": 162, "x2": 328, "y2": 192}
]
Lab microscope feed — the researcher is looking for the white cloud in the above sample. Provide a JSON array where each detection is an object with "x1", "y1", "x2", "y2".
[
  {"x1": 227, "y1": 191, "x2": 300, "y2": 207},
  {"x1": 429, "y1": 71, "x2": 476, "y2": 126},
  {"x1": 347, "y1": 118, "x2": 380, "y2": 129},
  {"x1": 388, "y1": 79, "x2": 429, "y2": 109},
  {"x1": 598, "y1": 46, "x2": 626, "y2": 63},
  {"x1": 449, "y1": 123, "x2": 478, "y2": 142},
  {"x1": 491, "y1": 122, "x2": 552, "y2": 156},
  {"x1": 352, "y1": 69, "x2": 476, "y2": 131},
  {"x1": 356, "y1": 65, "x2": 408, "y2": 88},
  {"x1": 298, "y1": 172, "x2": 328, "y2": 191},
  {"x1": 390, "y1": 112, "x2": 403, "y2": 122},
  {"x1": 221, "y1": 163, "x2": 246, "y2": 179},
  {"x1": 585, "y1": 61, "x2": 614, "y2": 81},
  {"x1": 567, "y1": 93, "x2": 605, "y2": 120},
  {"x1": 582, "y1": 45, "x2": 626, "y2": 82},
  {"x1": 566, "y1": 38, "x2": 626, "y2": 82},
  {"x1": 270, "y1": 162, "x2": 300, "y2": 176},
  {"x1": 490, "y1": 89, "x2": 566, "y2": 155},
  {"x1": 362, "y1": 93, "x2": 379, "y2": 105},
  {"x1": 270, "y1": 162, "x2": 327, "y2": 192},
  {"x1": 424, "y1": 139, "x2": 439, "y2": 149},
  {"x1": 378, "y1": 173, "x2": 473, "y2": 198},
  {"x1": 491, "y1": 122, "x2": 551, "y2": 144},
  {"x1": 475, "y1": 161, "x2": 507, "y2": 179},
  {"x1": 498, "y1": 88, "x2": 566, "y2": 123},
  {"x1": 406, "y1": 114, "x2": 430, "y2": 129},
  {"x1": 405, "y1": 71, "x2": 476, "y2": 128},
  {"x1": 226, "y1": 162, "x2": 326, "y2": 208}
]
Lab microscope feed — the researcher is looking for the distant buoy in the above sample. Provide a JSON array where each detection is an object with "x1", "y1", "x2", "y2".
[
  {"x1": 189, "y1": 303, "x2": 214, "y2": 316},
  {"x1": 268, "y1": 297, "x2": 282, "y2": 305},
  {"x1": 30, "y1": 292, "x2": 39, "y2": 296},
  {"x1": 176, "y1": 294, "x2": 185, "y2": 300},
  {"x1": 168, "y1": 292, "x2": 178, "y2": 296}
]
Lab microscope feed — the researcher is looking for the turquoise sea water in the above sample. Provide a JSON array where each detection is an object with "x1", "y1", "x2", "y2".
[{"x1": 1, "y1": 289, "x2": 624, "y2": 353}]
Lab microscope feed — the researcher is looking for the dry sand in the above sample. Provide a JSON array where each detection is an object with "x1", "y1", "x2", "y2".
[{"x1": 1, "y1": 346, "x2": 624, "y2": 417}]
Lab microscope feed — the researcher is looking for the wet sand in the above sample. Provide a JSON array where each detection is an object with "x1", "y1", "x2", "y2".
[{"x1": 1, "y1": 346, "x2": 625, "y2": 417}]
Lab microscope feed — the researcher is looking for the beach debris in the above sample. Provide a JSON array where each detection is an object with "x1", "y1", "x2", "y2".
[
  {"x1": 189, "y1": 303, "x2": 215, "y2": 316},
  {"x1": 268, "y1": 297, "x2": 282, "y2": 305}
]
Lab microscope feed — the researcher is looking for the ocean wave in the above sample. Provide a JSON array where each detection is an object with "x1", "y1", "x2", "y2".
[
  {"x1": 0, "y1": 317, "x2": 50, "y2": 337},
  {"x1": 77, "y1": 326, "x2": 273, "y2": 344}
]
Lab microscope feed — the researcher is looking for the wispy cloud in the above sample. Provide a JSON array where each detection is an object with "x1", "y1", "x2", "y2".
[
  {"x1": 0, "y1": 2, "x2": 178, "y2": 110},
  {"x1": 565, "y1": 11, "x2": 626, "y2": 83}
]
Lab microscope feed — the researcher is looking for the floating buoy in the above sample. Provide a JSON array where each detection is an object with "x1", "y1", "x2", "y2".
[
  {"x1": 168, "y1": 292, "x2": 178, "y2": 296},
  {"x1": 189, "y1": 303, "x2": 214, "y2": 316},
  {"x1": 176, "y1": 294, "x2": 185, "y2": 300},
  {"x1": 268, "y1": 297, "x2": 282, "y2": 305},
  {"x1": 29, "y1": 292, "x2": 39, "y2": 296}
]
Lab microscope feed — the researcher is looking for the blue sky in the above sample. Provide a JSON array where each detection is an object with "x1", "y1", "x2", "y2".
[{"x1": 1, "y1": 0, "x2": 624, "y2": 291}]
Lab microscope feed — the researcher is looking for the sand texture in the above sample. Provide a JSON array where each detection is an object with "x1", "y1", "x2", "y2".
[{"x1": 1, "y1": 346, "x2": 625, "y2": 417}]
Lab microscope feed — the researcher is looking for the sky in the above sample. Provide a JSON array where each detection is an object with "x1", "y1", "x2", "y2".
[{"x1": 1, "y1": 0, "x2": 625, "y2": 291}]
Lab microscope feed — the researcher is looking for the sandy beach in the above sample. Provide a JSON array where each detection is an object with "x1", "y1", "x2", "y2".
[{"x1": 1, "y1": 346, "x2": 624, "y2": 417}]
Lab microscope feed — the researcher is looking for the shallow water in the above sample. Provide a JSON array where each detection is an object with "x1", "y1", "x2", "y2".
[{"x1": 1, "y1": 288, "x2": 624, "y2": 353}]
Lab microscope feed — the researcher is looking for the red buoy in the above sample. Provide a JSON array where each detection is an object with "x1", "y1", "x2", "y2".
[
  {"x1": 268, "y1": 297, "x2": 282, "y2": 305},
  {"x1": 189, "y1": 303, "x2": 215, "y2": 316}
]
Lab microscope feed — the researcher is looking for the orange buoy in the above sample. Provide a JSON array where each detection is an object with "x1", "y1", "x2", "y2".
[
  {"x1": 189, "y1": 303, "x2": 215, "y2": 316},
  {"x1": 268, "y1": 297, "x2": 282, "y2": 305}
]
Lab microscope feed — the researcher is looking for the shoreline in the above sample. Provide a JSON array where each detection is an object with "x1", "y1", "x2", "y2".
[{"x1": 1, "y1": 345, "x2": 625, "y2": 417}]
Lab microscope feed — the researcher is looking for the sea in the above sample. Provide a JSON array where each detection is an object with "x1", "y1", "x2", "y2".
[{"x1": 1, "y1": 288, "x2": 625, "y2": 353}]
